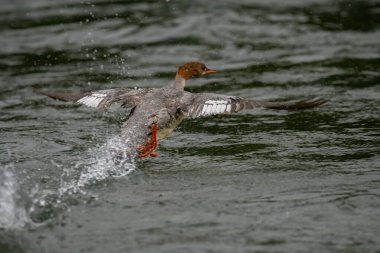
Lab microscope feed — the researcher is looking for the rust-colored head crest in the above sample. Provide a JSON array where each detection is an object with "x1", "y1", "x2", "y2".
[{"x1": 177, "y1": 62, "x2": 216, "y2": 80}]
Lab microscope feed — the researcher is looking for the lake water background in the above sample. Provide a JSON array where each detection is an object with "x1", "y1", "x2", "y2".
[{"x1": 0, "y1": 0, "x2": 380, "y2": 252}]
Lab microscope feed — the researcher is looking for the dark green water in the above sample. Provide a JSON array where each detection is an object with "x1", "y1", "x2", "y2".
[{"x1": 1, "y1": 0, "x2": 380, "y2": 252}]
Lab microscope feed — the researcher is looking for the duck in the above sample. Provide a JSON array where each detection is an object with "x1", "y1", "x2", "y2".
[{"x1": 40, "y1": 61, "x2": 327, "y2": 158}]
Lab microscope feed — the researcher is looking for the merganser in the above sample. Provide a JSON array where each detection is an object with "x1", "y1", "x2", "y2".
[{"x1": 40, "y1": 62, "x2": 327, "y2": 158}]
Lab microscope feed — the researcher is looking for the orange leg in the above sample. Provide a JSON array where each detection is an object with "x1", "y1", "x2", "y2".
[{"x1": 137, "y1": 123, "x2": 158, "y2": 158}]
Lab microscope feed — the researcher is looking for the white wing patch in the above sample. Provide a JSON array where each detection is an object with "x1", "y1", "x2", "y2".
[
  {"x1": 77, "y1": 93, "x2": 107, "y2": 107},
  {"x1": 199, "y1": 100, "x2": 231, "y2": 116}
]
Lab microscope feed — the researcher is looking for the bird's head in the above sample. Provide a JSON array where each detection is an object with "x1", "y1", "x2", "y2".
[{"x1": 176, "y1": 62, "x2": 216, "y2": 80}]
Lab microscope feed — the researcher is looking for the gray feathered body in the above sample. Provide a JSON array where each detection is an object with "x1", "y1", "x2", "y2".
[{"x1": 121, "y1": 87, "x2": 185, "y2": 150}]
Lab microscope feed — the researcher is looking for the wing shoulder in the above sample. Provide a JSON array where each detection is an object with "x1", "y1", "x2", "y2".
[
  {"x1": 41, "y1": 87, "x2": 154, "y2": 108},
  {"x1": 183, "y1": 93, "x2": 328, "y2": 118},
  {"x1": 184, "y1": 93, "x2": 244, "y2": 118}
]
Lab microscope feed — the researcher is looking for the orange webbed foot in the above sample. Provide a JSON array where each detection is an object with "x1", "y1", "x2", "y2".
[{"x1": 137, "y1": 120, "x2": 158, "y2": 158}]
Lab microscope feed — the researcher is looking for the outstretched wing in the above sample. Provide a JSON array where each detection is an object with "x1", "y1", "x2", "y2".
[
  {"x1": 183, "y1": 93, "x2": 328, "y2": 118},
  {"x1": 40, "y1": 88, "x2": 154, "y2": 108}
]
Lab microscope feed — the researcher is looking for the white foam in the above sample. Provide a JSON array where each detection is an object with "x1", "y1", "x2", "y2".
[
  {"x1": 59, "y1": 135, "x2": 136, "y2": 196},
  {"x1": 0, "y1": 164, "x2": 30, "y2": 229}
]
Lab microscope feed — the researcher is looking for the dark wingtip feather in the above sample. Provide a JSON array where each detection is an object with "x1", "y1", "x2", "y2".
[
  {"x1": 293, "y1": 97, "x2": 328, "y2": 110},
  {"x1": 38, "y1": 91, "x2": 86, "y2": 102}
]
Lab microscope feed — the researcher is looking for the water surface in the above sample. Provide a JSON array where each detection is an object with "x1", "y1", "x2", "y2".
[{"x1": 1, "y1": 0, "x2": 380, "y2": 252}]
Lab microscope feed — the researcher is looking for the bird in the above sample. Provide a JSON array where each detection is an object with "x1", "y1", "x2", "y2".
[{"x1": 40, "y1": 61, "x2": 327, "y2": 158}]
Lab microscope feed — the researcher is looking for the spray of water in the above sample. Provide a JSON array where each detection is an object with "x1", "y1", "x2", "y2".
[
  {"x1": 59, "y1": 135, "x2": 137, "y2": 197},
  {"x1": 0, "y1": 135, "x2": 137, "y2": 229},
  {"x1": 0, "y1": 164, "x2": 31, "y2": 230}
]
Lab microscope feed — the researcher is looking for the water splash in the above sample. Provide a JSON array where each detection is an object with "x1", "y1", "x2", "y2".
[
  {"x1": 0, "y1": 164, "x2": 30, "y2": 230},
  {"x1": 59, "y1": 135, "x2": 136, "y2": 196},
  {"x1": 0, "y1": 136, "x2": 136, "y2": 228}
]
